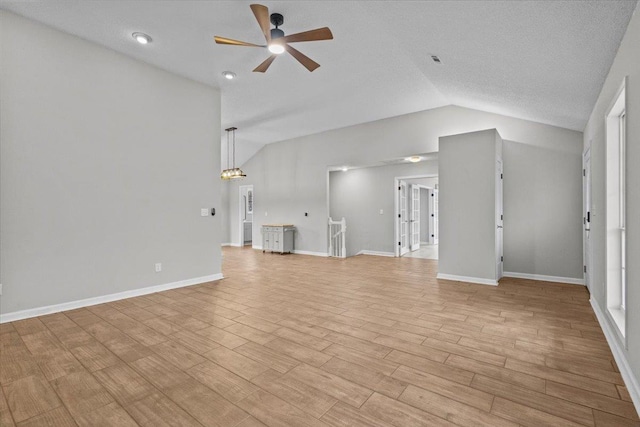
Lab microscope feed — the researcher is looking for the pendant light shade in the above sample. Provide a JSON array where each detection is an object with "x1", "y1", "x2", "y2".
[{"x1": 221, "y1": 127, "x2": 246, "y2": 180}]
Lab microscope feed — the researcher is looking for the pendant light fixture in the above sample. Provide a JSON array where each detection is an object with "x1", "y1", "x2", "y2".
[{"x1": 221, "y1": 127, "x2": 246, "y2": 180}]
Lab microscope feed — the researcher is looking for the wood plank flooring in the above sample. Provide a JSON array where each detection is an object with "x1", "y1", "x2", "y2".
[{"x1": 1, "y1": 247, "x2": 638, "y2": 426}]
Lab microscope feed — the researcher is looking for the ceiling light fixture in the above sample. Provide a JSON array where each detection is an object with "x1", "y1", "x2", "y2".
[
  {"x1": 222, "y1": 71, "x2": 236, "y2": 80},
  {"x1": 221, "y1": 127, "x2": 246, "y2": 180},
  {"x1": 407, "y1": 156, "x2": 422, "y2": 163},
  {"x1": 132, "y1": 32, "x2": 152, "y2": 45},
  {"x1": 342, "y1": 167, "x2": 348, "y2": 172}
]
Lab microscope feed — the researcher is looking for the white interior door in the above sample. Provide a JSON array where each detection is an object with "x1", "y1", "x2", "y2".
[
  {"x1": 583, "y1": 148, "x2": 591, "y2": 290},
  {"x1": 432, "y1": 189, "x2": 439, "y2": 244},
  {"x1": 399, "y1": 181, "x2": 409, "y2": 256},
  {"x1": 496, "y1": 160, "x2": 504, "y2": 280},
  {"x1": 410, "y1": 185, "x2": 420, "y2": 251}
]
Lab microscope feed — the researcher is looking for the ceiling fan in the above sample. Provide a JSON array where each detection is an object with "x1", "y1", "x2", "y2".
[{"x1": 214, "y1": 4, "x2": 333, "y2": 73}]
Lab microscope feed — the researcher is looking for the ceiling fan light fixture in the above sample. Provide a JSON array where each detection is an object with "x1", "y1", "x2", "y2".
[
  {"x1": 132, "y1": 32, "x2": 152, "y2": 45},
  {"x1": 268, "y1": 42, "x2": 285, "y2": 54}
]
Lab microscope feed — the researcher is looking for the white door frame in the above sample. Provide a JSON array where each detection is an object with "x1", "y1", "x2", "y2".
[
  {"x1": 238, "y1": 184, "x2": 253, "y2": 246},
  {"x1": 583, "y1": 147, "x2": 592, "y2": 291},
  {"x1": 394, "y1": 174, "x2": 438, "y2": 257},
  {"x1": 495, "y1": 159, "x2": 504, "y2": 280}
]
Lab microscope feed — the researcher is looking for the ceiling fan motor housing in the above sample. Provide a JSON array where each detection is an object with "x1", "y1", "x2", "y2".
[{"x1": 270, "y1": 28, "x2": 284, "y2": 40}]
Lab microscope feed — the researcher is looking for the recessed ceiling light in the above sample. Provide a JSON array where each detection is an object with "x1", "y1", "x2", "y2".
[
  {"x1": 342, "y1": 167, "x2": 348, "y2": 172},
  {"x1": 407, "y1": 156, "x2": 422, "y2": 163},
  {"x1": 132, "y1": 32, "x2": 152, "y2": 45},
  {"x1": 222, "y1": 71, "x2": 236, "y2": 80}
]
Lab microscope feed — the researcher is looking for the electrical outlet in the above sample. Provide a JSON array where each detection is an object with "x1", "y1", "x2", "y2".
[
  {"x1": 201, "y1": 208, "x2": 208, "y2": 217},
  {"x1": 155, "y1": 263, "x2": 162, "y2": 272}
]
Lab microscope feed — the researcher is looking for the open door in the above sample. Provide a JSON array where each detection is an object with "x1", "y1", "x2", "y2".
[
  {"x1": 410, "y1": 185, "x2": 421, "y2": 251},
  {"x1": 429, "y1": 189, "x2": 439, "y2": 244},
  {"x1": 496, "y1": 160, "x2": 504, "y2": 280},
  {"x1": 583, "y1": 148, "x2": 591, "y2": 291},
  {"x1": 399, "y1": 181, "x2": 409, "y2": 256}
]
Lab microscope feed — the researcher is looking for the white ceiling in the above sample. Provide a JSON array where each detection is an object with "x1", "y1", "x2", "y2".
[{"x1": 1, "y1": 1, "x2": 636, "y2": 166}]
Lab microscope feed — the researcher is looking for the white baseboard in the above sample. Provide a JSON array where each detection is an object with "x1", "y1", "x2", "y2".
[
  {"x1": 253, "y1": 245, "x2": 263, "y2": 250},
  {"x1": 229, "y1": 243, "x2": 243, "y2": 248},
  {"x1": 356, "y1": 250, "x2": 395, "y2": 257},
  {"x1": 0, "y1": 274, "x2": 223, "y2": 324},
  {"x1": 221, "y1": 243, "x2": 231, "y2": 247},
  {"x1": 420, "y1": 241, "x2": 429, "y2": 245},
  {"x1": 436, "y1": 273, "x2": 498, "y2": 286},
  {"x1": 590, "y1": 297, "x2": 640, "y2": 417},
  {"x1": 503, "y1": 271, "x2": 584, "y2": 285},
  {"x1": 292, "y1": 250, "x2": 329, "y2": 257}
]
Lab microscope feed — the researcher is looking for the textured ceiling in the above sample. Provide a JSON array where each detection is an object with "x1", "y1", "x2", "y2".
[{"x1": 1, "y1": 1, "x2": 636, "y2": 166}]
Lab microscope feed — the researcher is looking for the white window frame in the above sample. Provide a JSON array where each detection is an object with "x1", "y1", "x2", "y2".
[{"x1": 605, "y1": 78, "x2": 626, "y2": 340}]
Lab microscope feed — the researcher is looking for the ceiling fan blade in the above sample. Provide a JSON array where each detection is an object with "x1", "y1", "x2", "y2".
[
  {"x1": 214, "y1": 36, "x2": 265, "y2": 47},
  {"x1": 282, "y1": 27, "x2": 333, "y2": 44},
  {"x1": 253, "y1": 55, "x2": 278, "y2": 73},
  {"x1": 250, "y1": 4, "x2": 271, "y2": 43},
  {"x1": 285, "y1": 44, "x2": 320, "y2": 72}
]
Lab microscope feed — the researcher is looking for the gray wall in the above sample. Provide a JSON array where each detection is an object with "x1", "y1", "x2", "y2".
[
  {"x1": 220, "y1": 184, "x2": 230, "y2": 244},
  {"x1": 329, "y1": 162, "x2": 438, "y2": 256},
  {"x1": 439, "y1": 130, "x2": 501, "y2": 282},
  {"x1": 583, "y1": 3, "x2": 640, "y2": 407},
  {"x1": 503, "y1": 141, "x2": 583, "y2": 278},
  {"x1": 0, "y1": 12, "x2": 222, "y2": 315},
  {"x1": 227, "y1": 105, "x2": 583, "y2": 259}
]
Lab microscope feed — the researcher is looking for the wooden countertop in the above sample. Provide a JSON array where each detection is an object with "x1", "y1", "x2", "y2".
[{"x1": 263, "y1": 224, "x2": 294, "y2": 227}]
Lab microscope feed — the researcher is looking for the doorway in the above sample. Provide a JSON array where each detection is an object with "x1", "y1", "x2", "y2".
[
  {"x1": 395, "y1": 175, "x2": 438, "y2": 259},
  {"x1": 239, "y1": 185, "x2": 253, "y2": 247}
]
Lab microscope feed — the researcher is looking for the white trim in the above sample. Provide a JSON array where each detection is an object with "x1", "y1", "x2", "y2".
[
  {"x1": 253, "y1": 245, "x2": 263, "y2": 250},
  {"x1": 356, "y1": 250, "x2": 395, "y2": 257},
  {"x1": 292, "y1": 250, "x2": 329, "y2": 257},
  {"x1": 238, "y1": 185, "x2": 254, "y2": 246},
  {"x1": 436, "y1": 273, "x2": 498, "y2": 286},
  {"x1": 0, "y1": 274, "x2": 223, "y2": 324},
  {"x1": 503, "y1": 272, "x2": 584, "y2": 285},
  {"x1": 590, "y1": 297, "x2": 640, "y2": 416},
  {"x1": 229, "y1": 243, "x2": 243, "y2": 248},
  {"x1": 221, "y1": 243, "x2": 231, "y2": 247},
  {"x1": 420, "y1": 241, "x2": 429, "y2": 245}
]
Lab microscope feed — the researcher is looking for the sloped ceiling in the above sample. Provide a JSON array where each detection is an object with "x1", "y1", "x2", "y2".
[{"x1": 1, "y1": 1, "x2": 636, "y2": 165}]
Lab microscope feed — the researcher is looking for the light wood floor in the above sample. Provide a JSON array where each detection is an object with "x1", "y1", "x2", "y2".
[{"x1": 1, "y1": 247, "x2": 638, "y2": 426}]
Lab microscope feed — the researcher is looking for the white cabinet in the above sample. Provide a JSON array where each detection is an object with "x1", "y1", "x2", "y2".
[{"x1": 262, "y1": 224, "x2": 295, "y2": 254}]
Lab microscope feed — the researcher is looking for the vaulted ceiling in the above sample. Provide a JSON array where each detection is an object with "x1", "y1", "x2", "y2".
[{"x1": 1, "y1": 1, "x2": 636, "y2": 165}]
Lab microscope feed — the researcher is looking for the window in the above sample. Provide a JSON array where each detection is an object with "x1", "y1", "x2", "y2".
[{"x1": 605, "y1": 80, "x2": 626, "y2": 338}]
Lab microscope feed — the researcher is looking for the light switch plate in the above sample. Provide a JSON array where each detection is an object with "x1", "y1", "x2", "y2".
[{"x1": 201, "y1": 208, "x2": 208, "y2": 217}]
